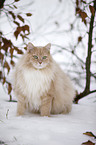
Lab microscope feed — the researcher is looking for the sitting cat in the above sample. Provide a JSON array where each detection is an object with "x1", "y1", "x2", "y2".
[{"x1": 13, "y1": 43, "x2": 75, "y2": 116}]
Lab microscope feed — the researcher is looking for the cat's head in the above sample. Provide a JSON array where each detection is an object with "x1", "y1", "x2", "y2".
[{"x1": 26, "y1": 42, "x2": 52, "y2": 69}]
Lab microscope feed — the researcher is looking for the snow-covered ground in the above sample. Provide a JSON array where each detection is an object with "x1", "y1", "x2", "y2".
[{"x1": 0, "y1": 84, "x2": 96, "y2": 145}]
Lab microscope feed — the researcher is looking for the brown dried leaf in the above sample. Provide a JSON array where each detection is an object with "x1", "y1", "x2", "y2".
[
  {"x1": 0, "y1": 52, "x2": 4, "y2": 61},
  {"x1": 14, "y1": 47, "x2": 23, "y2": 54},
  {"x1": 0, "y1": 71, "x2": 2, "y2": 79},
  {"x1": 76, "y1": 7, "x2": 82, "y2": 14},
  {"x1": 83, "y1": 132, "x2": 96, "y2": 138},
  {"x1": 14, "y1": 26, "x2": 22, "y2": 39},
  {"x1": 14, "y1": 30, "x2": 19, "y2": 39},
  {"x1": 14, "y1": 0, "x2": 20, "y2": 2},
  {"x1": 3, "y1": 77, "x2": 6, "y2": 85},
  {"x1": 17, "y1": 15, "x2": 24, "y2": 23},
  {"x1": 14, "y1": 25, "x2": 30, "y2": 39},
  {"x1": 26, "y1": 13, "x2": 32, "y2": 16},
  {"x1": 89, "y1": 5, "x2": 95, "y2": 16},
  {"x1": 8, "y1": 83, "x2": 12, "y2": 94},
  {"x1": 24, "y1": 47, "x2": 27, "y2": 50},
  {"x1": 13, "y1": 5, "x2": 17, "y2": 9},
  {"x1": 83, "y1": 19, "x2": 87, "y2": 25},
  {"x1": 22, "y1": 25, "x2": 30, "y2": 33},
  {"x1": 82, "y1": 140, "x2": 95, "y2": 145},
  {"x1": 78, "y1": 36, "x2": 82, "y2": 42},
  {"x1": 8, "y1": 11, "x2": 16, "y2": 20},
  {"x1": 13, "y1": 21, "x2": 20, "y2": 26},
  {"x1": 10, "y1": 48, "x2": 14, "y2": 58},
  {"x1": 80, "y1": 11, "x2": 87, "y2": 21},
  {"x1": 17, "y1": 49, "x2": 23, "y2": 54},
  {"x1": 2, "y1": 38, "x2": 12, "y2": 52},
  {"x1": 4, "y1": 61, "x2": 10, "y2": 73},
  {"x1": 10, "y1": 60, "x2": 15, "y2": 66},
  {"x1": 14, "y1": 47, "x2": 18, "y2": 52}
]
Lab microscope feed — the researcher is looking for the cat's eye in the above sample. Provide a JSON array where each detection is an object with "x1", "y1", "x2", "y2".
[
  {"x1": 42, "y1": 56, "x2": 47, "y2": 59},
  {"x1": 33, "y1": 55, "x2": 38, "y2": 59}
]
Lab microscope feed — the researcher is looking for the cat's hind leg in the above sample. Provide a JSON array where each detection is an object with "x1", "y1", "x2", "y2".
[
  {"x1": 16, "y1": 94, "x2": 26, "y2": 116},
  {"x1": 62, "y1": 103, "x2": 72, "y2": 114}
]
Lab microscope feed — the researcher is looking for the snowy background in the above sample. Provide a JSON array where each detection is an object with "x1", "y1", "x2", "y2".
[{"x1": 0, "y1": 0, "x2": 96, "y2": 145}]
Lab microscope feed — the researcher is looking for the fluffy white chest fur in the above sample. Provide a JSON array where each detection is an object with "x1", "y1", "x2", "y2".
[{"x1": 23, "y1": 68, "x2": 54, "y2": 110}]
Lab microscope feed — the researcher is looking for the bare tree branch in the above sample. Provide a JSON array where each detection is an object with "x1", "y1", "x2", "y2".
[{"x1": 74, "y1": 0, "x2": 96, "y2": 103}]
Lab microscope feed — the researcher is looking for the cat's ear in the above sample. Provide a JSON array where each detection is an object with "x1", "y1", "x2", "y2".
[
  {"x1": 27, "y1": 42, "x2": 34, "y2": 52},
  {"x1": 45, "y1": 43, "x2": 51, "y2": 51}
]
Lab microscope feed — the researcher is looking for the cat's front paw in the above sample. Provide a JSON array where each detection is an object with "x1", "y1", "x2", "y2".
[
  {"x1": 16, "y1": 111, "x2": 24, "y2": 116},
  {"x1": 41, "y1": 113, "x2": 50, "y2": 117},
  {"x1": 40, "y1": 111, "x2": 50, "y2": 117}
]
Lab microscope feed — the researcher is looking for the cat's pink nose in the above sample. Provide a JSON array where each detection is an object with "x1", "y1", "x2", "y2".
[{"x1": 39, "y1": 61, "x2": 42, "y2": 64}]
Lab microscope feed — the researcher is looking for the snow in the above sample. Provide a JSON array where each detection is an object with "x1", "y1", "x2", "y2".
[{"x1": 0, "y1": 84, "x2": 96, "y2": 145}]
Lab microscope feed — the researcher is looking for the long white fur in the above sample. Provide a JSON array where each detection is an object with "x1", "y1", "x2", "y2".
[{"x1": 23, "y1": 68, "x2": 54, "y2": 111}]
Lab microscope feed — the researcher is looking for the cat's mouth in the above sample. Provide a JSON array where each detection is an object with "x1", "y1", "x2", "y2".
[{"x1": 33, "y1": 63, "x2": 48, "y2": 69}]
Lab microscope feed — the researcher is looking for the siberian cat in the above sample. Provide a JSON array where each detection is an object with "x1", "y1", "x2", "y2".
[{"x1": 13, "y1": 43, "x2": 75, "y2": 116}]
